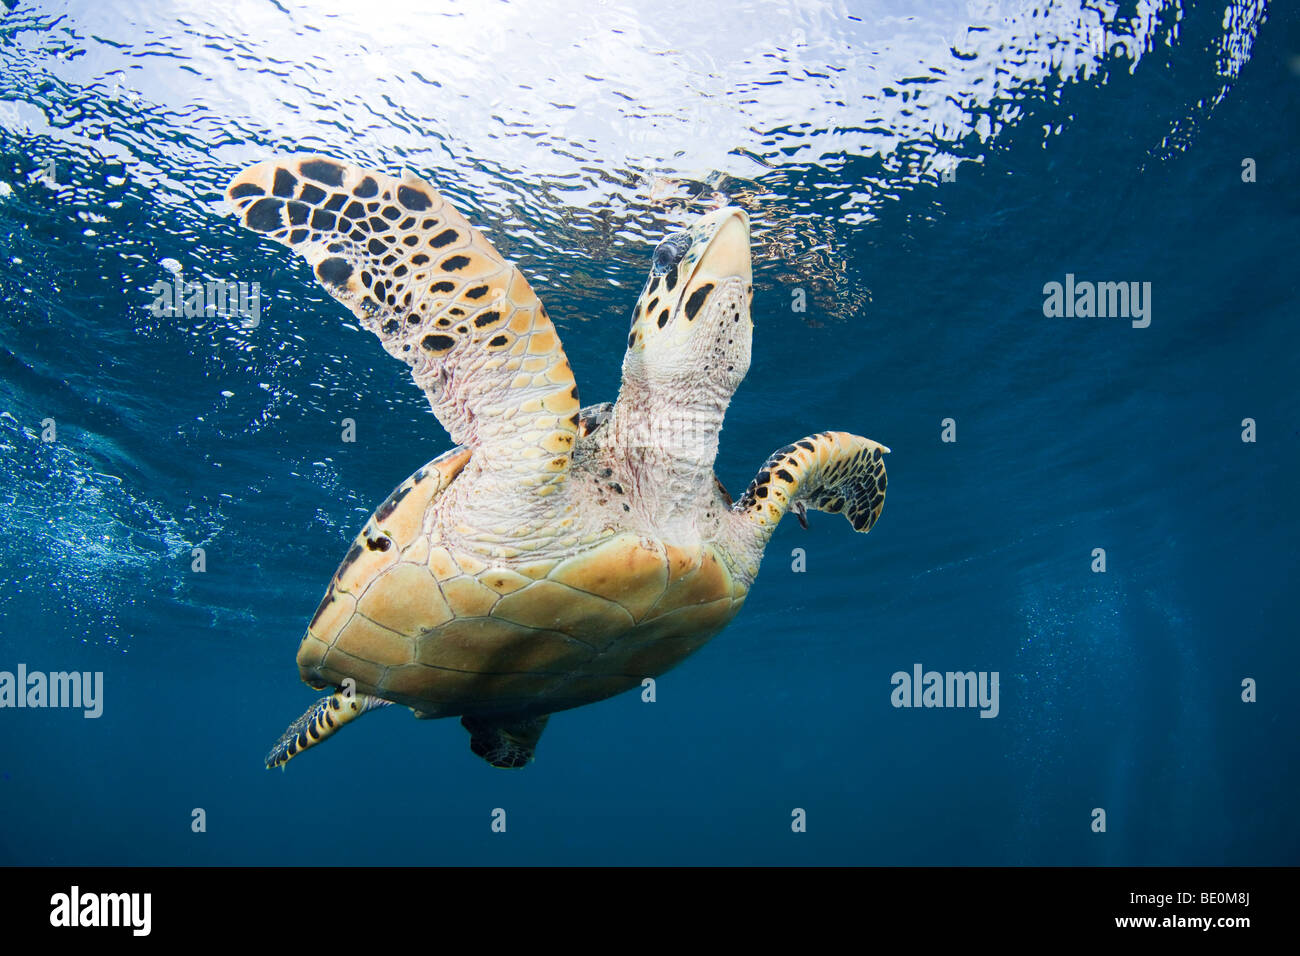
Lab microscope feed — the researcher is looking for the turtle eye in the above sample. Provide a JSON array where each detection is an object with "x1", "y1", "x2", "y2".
[{"x1": 651, "y1": 232, "x2": 689, "y2": 275}]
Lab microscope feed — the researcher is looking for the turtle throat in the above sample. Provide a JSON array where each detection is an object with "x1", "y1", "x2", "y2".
[
  {"x1": 607, "y1": 377, "x2": 732, "y2": 534},
  {"x1": 608, "y1": 206, "x2": 754, "y2": 535}
]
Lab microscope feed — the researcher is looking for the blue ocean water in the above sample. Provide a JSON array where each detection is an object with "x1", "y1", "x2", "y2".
[{"x1": 0, "y1": 0, "x2": 1295, "y2": 865}]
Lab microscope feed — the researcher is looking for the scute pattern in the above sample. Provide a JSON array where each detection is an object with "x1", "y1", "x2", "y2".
[
  {"x1": 225, "y1": 156, "x2": 581, "y2": 495},
  {"x1": 298, "y1": 491, "x2": 749, "y2": 719},
  {"x1": 736, "y1": 431, "x2": 889, "y2": 534}
]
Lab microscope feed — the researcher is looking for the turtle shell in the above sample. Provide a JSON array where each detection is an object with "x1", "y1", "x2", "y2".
[{"x1": 297, "y1": 448, "x2": 748, "y2": 720}]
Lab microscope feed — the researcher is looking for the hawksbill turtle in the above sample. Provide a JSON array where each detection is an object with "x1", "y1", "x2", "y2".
[{"x1": 225, "y1": 155, "x2": 889, "y2": 769}]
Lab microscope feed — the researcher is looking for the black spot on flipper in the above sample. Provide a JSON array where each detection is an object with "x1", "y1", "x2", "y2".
[
  {"x1": 684, "y1": 283, "x2": 715, "y2": 320},
  {"x1": 488, "y1": 334, "x2": 508, "y2": 347},
  {"x1": 272, "y1": 167, "x2": 298, "y2": 197},
  {"x1": 287, "y1": 202, "x2": 309, "y2": 226},
  {"x1": 245, "y1": 198, "x2": 283, "y2": 232},
  {"x1": 441, "y1": 255, "x2": 470, "y2": 271},
  {"x1": 381, "y1": 205, "x2": 401, "y2": 221},
  {"x1": 397, "y1": 185, "x2": 432, "y2": 210},
  {"x1": 657, "y1": 309, "x2": 669, "y2": 328},
  {"x1": 365, "y1": 536, "x2": 392, "y2": 552},
  {"x1": 430, "y1": 281, "x2": 454, "y2": 294},
  {"x1": 465, "y1": 284, "x2": 488, "y2": 300},
  {"x1": 665, "y1": 264, "x2": 679, "y2": 291},
  {"x1": 353, "y1": 176, "x2": 379, "y2": 198},
  {"x1": 324, "y1": 192, "x2": 348, "y2": 212},
  {"x1": 775, "y1": 469, "x2": 795, "y2": 483},
  {"x1": 421, "y1": 333, "x2": 455, "y2": 352},
  {"x1": 797, "y1": 440, "x2": 816, "y2": 451},
  {"x1": 230, "y1": 182, "x2": 264, "y2": 200},
  {"x1": 289, "y1": 229, "x2": 308, "y2": 244},
  {"x1": 310, "y1": 209, "x2": 336, "y2": 230},
  {"x1": 381, "y1": 318, "x2": 399, "y2": 334},
  {"x1": 473, "y1": 310, "x2": 501, "y2": 329},
  {"x1": 300, "y1": 158, "x2": 345, "y2": 187},
  {"x1": 344, "y1": 200, "x2": 366, "y2": 219},
  {"x1": 298, "y1": 182, "x2": 327, "y2": 205},
  {"x1": 429, "y1": 229, "x2": 458, "y2": 248},
  {"x1": 316, "y1": 257, "x2": 353, "y2": 289}
]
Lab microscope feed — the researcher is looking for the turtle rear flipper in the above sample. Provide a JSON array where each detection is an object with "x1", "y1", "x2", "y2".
[
  {"x1": 265, "y1": 690, "x2": 391, "y2": 769},
  {"x1": 225, "y1": 156, "x2": 582, "y2": 506},
  {"x1": 734, "y1": 432, "x2": 889, "y2": 543},
  {"x1": 461, "y1": 714, "x2": 550, "y2": 769}
]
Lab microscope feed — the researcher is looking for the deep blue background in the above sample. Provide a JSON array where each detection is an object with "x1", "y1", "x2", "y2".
[{"x1": 0, "y1": 1, "x2": 1296, "y2": 864}]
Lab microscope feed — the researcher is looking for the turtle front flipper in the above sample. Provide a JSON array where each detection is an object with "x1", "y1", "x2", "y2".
[
  {"x1": 265, "y1": 690, "x2": 392, "y2": 770},
  {"x1": 225, "y1": 156, "x2": 582, "y2": 506},
  {"x1": 460, "y1": 714, "x2": 550, "y2": 769},
  {"x1": 732, "y1": 432, "x2": 889, "y2": 559}
]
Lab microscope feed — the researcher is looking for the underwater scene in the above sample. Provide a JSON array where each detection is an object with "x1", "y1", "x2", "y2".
[{"x1": 0, "y1": 0, "x2": 1296, "y2": 866}]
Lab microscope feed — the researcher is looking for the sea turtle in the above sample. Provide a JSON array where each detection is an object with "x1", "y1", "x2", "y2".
[{"x1": 225, "y1": 155, "x2": 888, "y2": 769}]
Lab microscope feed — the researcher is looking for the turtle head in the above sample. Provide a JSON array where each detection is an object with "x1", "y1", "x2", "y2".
[{"x1": 621, "y1": 207, "x2": 753, "y2": 405}]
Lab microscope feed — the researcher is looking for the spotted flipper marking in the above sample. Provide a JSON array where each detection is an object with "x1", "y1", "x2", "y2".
[
  {"x1": 225, "y1": 156, "x2": 581, "y2": 490},
  {"x1": 736, "y1": 432, "x2": 889, "y2": 536},
  {"x1": 460, "y1": 714, "x2": 550, "y2": 769},
  {"x1": 265, "y1": 690, "x2": 391, "y2": 770}
]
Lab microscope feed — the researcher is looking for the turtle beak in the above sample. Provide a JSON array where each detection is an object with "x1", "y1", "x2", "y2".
[{"x1": 693, "y1": 207, "x2": 751, "y2": 288}]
